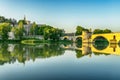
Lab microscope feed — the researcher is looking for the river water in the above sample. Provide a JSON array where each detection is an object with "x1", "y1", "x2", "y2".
[{"x1": 0, "y1": 43, "x2": 120, "y2": 80}]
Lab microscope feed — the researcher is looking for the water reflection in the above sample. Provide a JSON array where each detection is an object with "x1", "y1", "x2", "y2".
[
  {"x1": 61, "y1": 42, "x2": 120, "y2": 58},
  {"x1": 0, "y1": 44, "x2": 65, "y2": 65},
  {"x1": 93, "y1": 42, "x2": 109, "y2": 50},
  {"x1": 0, "y1": 42, "x2": 120, "y2": 65},
  {"x1": 75, "y1": 45, "x2": 92, "y2": 58}
]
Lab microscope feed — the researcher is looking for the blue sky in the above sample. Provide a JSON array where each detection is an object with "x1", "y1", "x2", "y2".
[{"x1": 0, "y1": 0, "x2": 120, "y2": 32}]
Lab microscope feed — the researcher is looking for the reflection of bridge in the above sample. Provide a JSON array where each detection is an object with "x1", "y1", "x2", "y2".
[
  {"x1": 61, "y1": 43, "x2": 120, "y2": 56},
  {"x1": 61, "y1": 31, "x2": 120, "y2": 43},
  {"x1": 77, "y1": 43, "x2": 120, "y2": 55}
]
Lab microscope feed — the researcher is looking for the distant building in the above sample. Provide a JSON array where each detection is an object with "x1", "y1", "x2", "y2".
[
  {"x1": 24, "y1": 24, "x2": 32, "y2": 35},
  {"x1": 16, "y1": 15, "x2": 32, "y2": 36},
  {"x1": 8, "y1": 32, "x2": 15, "y2": 39},
  {"x1": 8, "y1": 16, "x2": 45, "y2": 39}
]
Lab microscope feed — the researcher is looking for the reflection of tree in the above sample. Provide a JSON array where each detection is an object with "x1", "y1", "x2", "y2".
[
  {"x1": 0, "y1": 44, "x2": 65, "y2": 65},
  {"x1": 12, "y1": 44, "x2": 26, "y2": 63},
  {"x1": 0, "y1": 44, "x2": 11, "y2": 65},
  {"x1": 75, "y1": 49, "x2": 92, "y2": 58},
  {"x1": 25, "y1": 44, "x2": 65, "y2": 59},
  {"x1": 75, "y1": 50, "x2": 84, "y2": 58},
  {"x1": 93, "y1": 37, "x2": 109, "y2": 50}
]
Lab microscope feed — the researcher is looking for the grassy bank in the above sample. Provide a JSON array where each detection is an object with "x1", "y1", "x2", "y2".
[{"x1": 21, "y1": 39, "x2": 73, "y2": 45}]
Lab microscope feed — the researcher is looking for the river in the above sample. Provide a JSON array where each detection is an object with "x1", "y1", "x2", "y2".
[{"x1": 0, "y1": 43, "x2": 120, "y2": 80}]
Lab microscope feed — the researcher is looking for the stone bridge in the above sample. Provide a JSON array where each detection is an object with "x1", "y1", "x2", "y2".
[{"x1": 61, "y1": 31, "x2": 120, "y2": 44}]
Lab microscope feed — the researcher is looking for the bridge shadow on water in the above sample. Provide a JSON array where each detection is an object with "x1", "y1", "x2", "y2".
[{"x1": 62, "y1": 39, "x2": 120, "y2": 58}]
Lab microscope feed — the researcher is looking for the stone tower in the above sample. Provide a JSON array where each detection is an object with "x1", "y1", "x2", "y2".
[{"x1": 24, "y1": 15, "x2": 26, "y2": 21}]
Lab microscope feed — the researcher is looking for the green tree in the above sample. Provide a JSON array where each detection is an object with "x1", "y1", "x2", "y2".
[
  {"x1": 49, "y1": 28, "x2": 64, "y2": 41},
  {"x1": 93, "y1": 29, "x2": 112, "y2": 34},
  {"x1": 103, "y1": 29, "x2": 112, "y2": 33},
  {"x1": 12, "y1": 22, "x2": 25, "y2": 39},
  {"x1": 30, "y1": 22, "x2": 38, "y2": 35},
  {"x1": 93, "y1": 29, "x2": 103, "y2": 34},
  {"x1": 37, "y1": 25, "x2": 48, "y2": 35},
  {"x1": 0, "y1": 23, "x2": 11, "y2": 40},
  {"x1": 30, "y1": 24, "x2": 64, "y2": 40},
  {"x1": 44, "y1": 27, "x2": 51, "y2": 40},
  {"x1": 75, "y1": 26, "x2": 89, "y2": 35},
  {"x1": 0, "y1": 16, "x2": 6, "y2": 23},
  {"x1": 0, "y1": 16, "x2": 17, "y2": 26},
  {"x1": 18, "y1": 20, "x2": 27, "y2": 25}
]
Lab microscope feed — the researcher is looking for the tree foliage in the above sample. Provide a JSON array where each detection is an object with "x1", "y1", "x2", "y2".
[
  {"x1": 30, "y1": 22, "x2": 38, "y2": 35},
  {"x1": 75, "y1": 26, "x2": 89, "y2": 35},
  {"x1": 0, "y1": 16, "x2": 17, "y2": 26},
  {"x1": 11, "y1": 22, "x2": 25, "y2": 39},
  {"x1": 93, "y1": 29, "x2": 112, "y2": 34},
  {"x1": 0, "y1": 23, "x2": 12, "y2": 40},
  {"x1": 18, "y1": 20, "x2": 27, "y2": 25},
  {"x1": 37, "y1": 25, "x2": 64, "y2": 40},
  {"x1": 0, "y1": 44, "x2": 64, "y2": 65}
]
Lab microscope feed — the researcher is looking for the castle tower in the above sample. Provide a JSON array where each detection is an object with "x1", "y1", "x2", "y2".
[
  {"x1": 24, "y1": 15, "x2": 30, "y2": 24},
  {"x1": 24, "y1": 15, "x2": 26, "y2": 21}
]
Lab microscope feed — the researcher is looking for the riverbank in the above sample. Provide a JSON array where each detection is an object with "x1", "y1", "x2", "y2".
[{"x1": 21, "y1": 39, "x2": 73, "y2": 45}]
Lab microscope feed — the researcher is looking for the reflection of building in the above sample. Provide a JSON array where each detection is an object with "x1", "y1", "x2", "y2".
[{"x1": 8, "y1": 44, "x2": 15, "y2": 52}]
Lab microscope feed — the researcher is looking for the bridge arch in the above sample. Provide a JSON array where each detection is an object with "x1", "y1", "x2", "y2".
[
  {"x1": 92, "y1": 36, "x2": 109, "y2": 43},
  {"x1": 92, "y1": 36, "x2": 109, "y2": 50},
  {"x1": 63, "y1": 36, "x2": 69, "y2": 40},
  {"x1": 91, "y1": 33, "x2": 120, "y2": 44},
  {"x1": 62, "y1": 36, "x2": 75, "y2": 41}
]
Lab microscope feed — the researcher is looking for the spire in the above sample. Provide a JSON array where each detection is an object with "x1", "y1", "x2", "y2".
[{"x1": 24, "y1": 15, "x2": 26, "y2": 21}]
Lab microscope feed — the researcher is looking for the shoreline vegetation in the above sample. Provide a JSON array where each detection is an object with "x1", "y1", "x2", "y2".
[
  {"x1": 21, "y1": 39, "x2": 73, "y2": 45},
  {"x1": 0, "y1": 39, "x2": 73, "y2": 44},
  {"x1": 0, "y1": 15, "x2": 112, "y2": 45}
]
